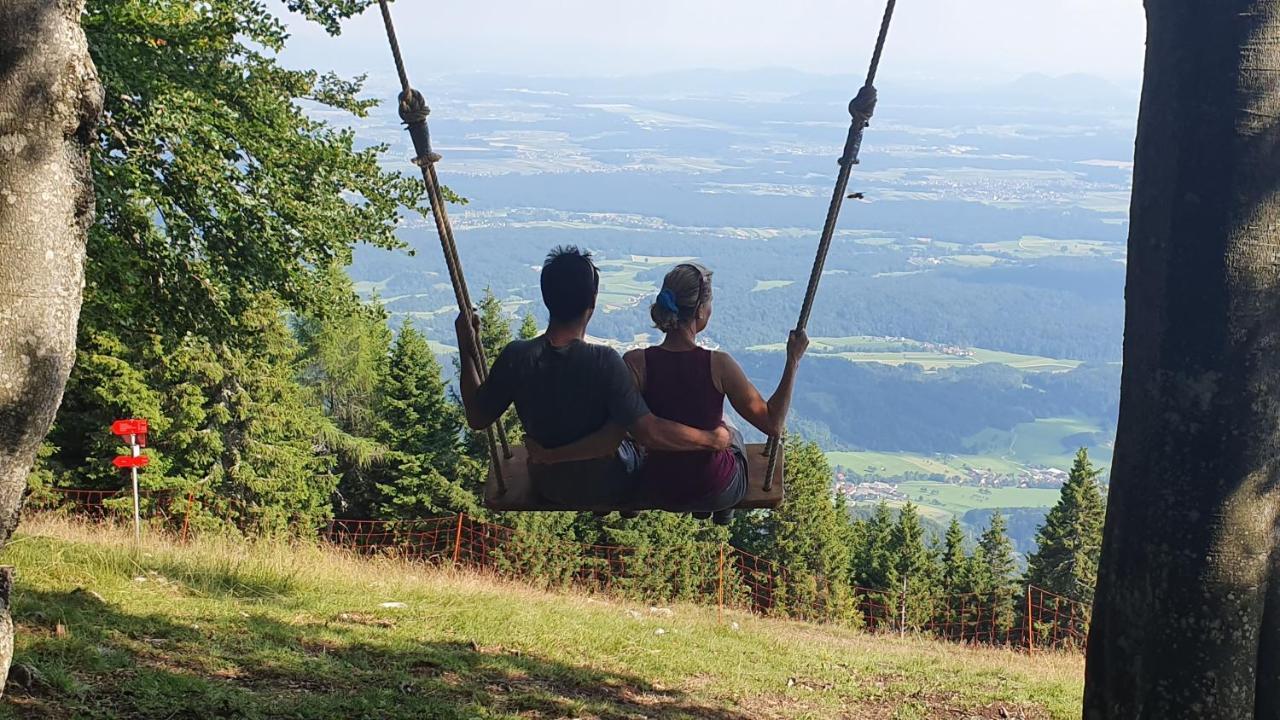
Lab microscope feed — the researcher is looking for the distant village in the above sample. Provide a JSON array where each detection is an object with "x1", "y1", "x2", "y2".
[{"x1": 832, "y1": 465, "x2": 1071, "y2": 504}]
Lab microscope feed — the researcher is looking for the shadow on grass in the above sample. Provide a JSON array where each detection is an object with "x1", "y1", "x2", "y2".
[
  {"x1": 4, "y1": 588, "x2": 754, "y2": 720},
  {"x1": 144, "y1": 556, "x2": 299, "y2": 601}
]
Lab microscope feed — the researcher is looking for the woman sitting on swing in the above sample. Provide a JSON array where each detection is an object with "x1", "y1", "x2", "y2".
[{"x1": 530, "y1": 263, "x2": 808, "y2": 524}]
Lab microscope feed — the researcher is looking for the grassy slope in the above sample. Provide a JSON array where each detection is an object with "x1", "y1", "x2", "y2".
[{"x1": 2, "y1": 518, "x2": 1082, "y2": 720}]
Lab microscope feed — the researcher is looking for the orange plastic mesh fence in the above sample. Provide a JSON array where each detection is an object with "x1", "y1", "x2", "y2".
[{"x1": 34, "y1": 490, "x2": 1089, "y2": 651}]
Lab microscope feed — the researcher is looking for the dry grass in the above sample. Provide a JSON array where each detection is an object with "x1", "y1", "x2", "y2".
[{"x1": 2, "y1": 515, "x2": 1083, "y2": 719}]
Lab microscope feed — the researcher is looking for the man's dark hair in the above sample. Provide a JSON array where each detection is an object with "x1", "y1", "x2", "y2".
[{"x1": 541, "y1": 245, "x2": 600, "y2": 323}]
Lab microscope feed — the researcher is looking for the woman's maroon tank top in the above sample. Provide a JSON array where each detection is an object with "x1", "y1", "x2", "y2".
[{"x1": 640, "y1": 347, "x2": 736, "y2": 504}]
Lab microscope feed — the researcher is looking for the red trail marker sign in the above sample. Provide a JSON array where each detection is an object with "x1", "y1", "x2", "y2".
[
  {"x1": 111, "y1": 419, "x2": 148, "y2": 438},
  {"x1": 112, "y1": 455, "x2": 150, "y2": 469},
  {"x1": 111, "y1": 418, "x2": 149, "y2": 543}
]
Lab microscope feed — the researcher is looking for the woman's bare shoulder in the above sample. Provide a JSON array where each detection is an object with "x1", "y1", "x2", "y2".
[
  {"x1": 710, "y1": 349, "x2": 740, "y2": 394},
  {"x1": 711, "y1": 349, "x2": 740, "y2": 370}
]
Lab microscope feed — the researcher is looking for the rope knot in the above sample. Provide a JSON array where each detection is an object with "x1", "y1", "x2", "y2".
[
  {"x1": 398, "y1": 88, "x2": 431, "y2": 125},
  {"x1": 848, "y1": 84, "x2": 878, "y2": 126}
]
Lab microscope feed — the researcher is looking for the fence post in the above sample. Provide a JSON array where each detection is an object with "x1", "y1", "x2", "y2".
[
  {"x1": 717, "y1": 544, "x2": 725, "y2": 624},
  {"x1": 452, "y1": 513, "x2": 465, "y2": 565},
  {"x1": 180, "y1": 490, "x2": 194, "y2": 544},
  {"x1": 1026, "y1": 586, "x2": 1035, "y2": 653},
  {"x1": 899, "y1": 575, "x2": 907, "y2": 638}
]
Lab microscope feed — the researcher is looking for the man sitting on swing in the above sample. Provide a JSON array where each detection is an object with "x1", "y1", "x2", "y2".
[{"x1": 455, "y1": 246, "x2": 732, "y2": 510}]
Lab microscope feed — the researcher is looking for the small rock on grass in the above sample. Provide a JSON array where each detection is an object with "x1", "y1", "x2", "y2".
[
  {"x1": 71, "y1": 587, "x2": 106, "y2": 604},
  {"x1": 379, "y1": 601, "x2": 407, "y2": 609},
  {"x1": 648, "y1": 606, "x2": 674, "y2": 617},
  {"x1": 654, "y1": 628, "x2": 666, "y2": 636}
]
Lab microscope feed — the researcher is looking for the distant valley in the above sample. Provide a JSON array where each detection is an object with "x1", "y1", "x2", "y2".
[{"x1": 343, "y1": 69, "x2": 1136, "y2": 546}]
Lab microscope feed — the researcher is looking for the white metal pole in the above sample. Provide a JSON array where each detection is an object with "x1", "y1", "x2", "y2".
[{"x1": 130, "y1": 433, "x2": 141, "y2": 544}]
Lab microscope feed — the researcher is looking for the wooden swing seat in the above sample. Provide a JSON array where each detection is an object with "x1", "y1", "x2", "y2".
[{"x1": 484, "y1": 443, "x2": 784, "y2": 512}]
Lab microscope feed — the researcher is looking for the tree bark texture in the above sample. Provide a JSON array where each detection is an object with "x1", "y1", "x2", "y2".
[
  {"x1": 1084, "y1": 2, "x2": 1280, "y2": 717},
  {"x1": 0, "y1": 0, "x2": 101, "y2": 696}
]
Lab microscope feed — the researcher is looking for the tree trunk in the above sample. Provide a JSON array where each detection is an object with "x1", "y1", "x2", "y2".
[
  {"x1": 1084, "y1": 1, "x2": 1280, "y2": 717},
  {"x1": 0, "y1": 0, "x2": 101, "y2": 696}
]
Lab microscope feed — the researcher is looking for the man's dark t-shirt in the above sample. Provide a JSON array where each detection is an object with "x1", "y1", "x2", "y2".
[
  {"x1": 476, "y1": 337, "x2": 648, "y2": 447},
  {"x1": 475, "y1": 337, "x2": 648, "y2": 507}
]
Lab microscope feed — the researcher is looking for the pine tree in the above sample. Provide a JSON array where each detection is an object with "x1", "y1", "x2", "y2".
[
  {"x1": 493, "y1": 511, "x2": 585, "y2": 590},
  {"x1": 935, "y1": 516, "x2": 977, "y2": 639},
  {"x1": 974, "y1": 512, "x2": 1018, "y2": 636},
  {"x1": 850, "y1": 502, "x2": 899, "y2": 591},
  {"x1": 941, "y1": 517, "x2": 970, "y2": 595},
  {"x1": 760, "y1": 439, "x2": 856, "y2": 623},
  {"x1": 598, "y1": 512, "x2": 729, "y2": 604},
  {"x1": 210, "y1": 297, "x2": 340, "y2": 535},
  {"x1": 1025, "y1": 448, "x2": 1106, "y2": 608},
  {"x1": 462, "y1": 289, "x2": 524, "y2": 454},
  {"x1": 295, "y1": 267, "x2": 393, "y2": 437},
  {"x1": 46, "y1": 295, "x2": 344, "y2": 535},
  {"x1": 295, "y1": 268, "x2": 393, "y2": 518},
  {"x1": 890, "y1": 502, "x2": 941, "y2": 629},
  {"x1": 477, "y1": 289, "x2": 514, "y2": 361},
  {"x1": 373, "y1": 323, "x2": 476, "y2": 518},
  {"x1": 518, "y1": 312, "x2": 540, "y2": 340}
]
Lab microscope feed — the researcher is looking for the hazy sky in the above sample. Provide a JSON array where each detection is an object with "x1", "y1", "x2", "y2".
[{"x1": 282, "y1": 1, "x2": 1145, "y2": 86}]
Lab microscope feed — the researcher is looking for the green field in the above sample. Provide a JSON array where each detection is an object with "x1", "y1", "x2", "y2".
[
  {"x1": 896, "y1": 482, "x2": 1062, "y2": 514},
  {"x1": 827, "y1": 450, "x2": 1026, "y2": 480},
  {"x1": 940, "y1": 254, "x2": 1003, "y2": 268},
  {"x1": 750, "y1": 336, "x2": 1081, "y2": 373},
  {"x1": 3, "y1": 518, "x2": 1083, "y2": 719},
  {"x1": 964, "y1": 417, "x2": 1112, "y2": 469},
  {"x1": 838, "y1": 234, "x2": 1124, "y2": 264},
  {"x1": 973, "y1": 236, "x2": 1124, "y2": 261},
  {"x1": 829, "y1": 417, "x2": 1112, "y2": 521},
  {"x1": 352, "y1": 278, "x2": 391, "y2": 295},
  {"x1": 594, "y1": 255, "x2": 696, "y2": 312},
  {"x1": 751, "y1": 279, "x2": 795, "y2": 292}
]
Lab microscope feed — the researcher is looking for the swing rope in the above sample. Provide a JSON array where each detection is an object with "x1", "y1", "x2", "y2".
[
  {"x1": 377, "y1": 1, "x2": 514, "y2": 493},
  {"x1": 762, "y1": 0, "x2": 897, "y2": 490}
]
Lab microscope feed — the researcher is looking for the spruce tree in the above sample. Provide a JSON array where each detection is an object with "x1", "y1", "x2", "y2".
[
  {"x1": 493, "y1": 511, "x2": 584, "y2": 590},
  {"x1": 941, "y1": 517, "x2": 970, "y2": 595},
  {"x1": 462, "y1": 289, "x2": 524, "y2": 454},
  {"x1": 598, "y1": 512, "x2": 729, "y2": 604},
  {"x1": 850, "y1": 502, "x2": 899, "y2": 591},
  {"x1": 211, "y1": 296, "x2": 340, "y2": 535},
  {"x1": 890, "y1": 502, "x2": 940, "y2": 629},
  {"x1": 295, "y1": 267, "x2": 393, "y2": 437},
  {"x1": 477, "y1": 289, "x2": 514, "y2": 360},
  {"x1": 937, "y1": 516, "x2": 976, "y2": 639},
  {"x1": 1025, "y1": 448, "x2": 1106, "y2": 607},
  {"x1": 760, "y1": 439, "x2": 856, "y2": 622},
  {"x1": 518, "y1": 313, "x2": 540, "y2": 340},
  {"x1": 46, "y1": 294, "x2": 343, "y2": 534},
  {"x1": 295, "y1": 268, "x2": 393, "y2": 518},
  {"x1": 373, "y1": 323, "x2": 476, "y2": 518},
  {"x1": 974, "y1": 512, "x2": 1018, "y2": 636}
]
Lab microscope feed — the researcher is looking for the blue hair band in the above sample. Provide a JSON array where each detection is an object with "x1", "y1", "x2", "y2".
[{"x1": 657, "y1": 288, "x2": 679, "y2": 314}]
